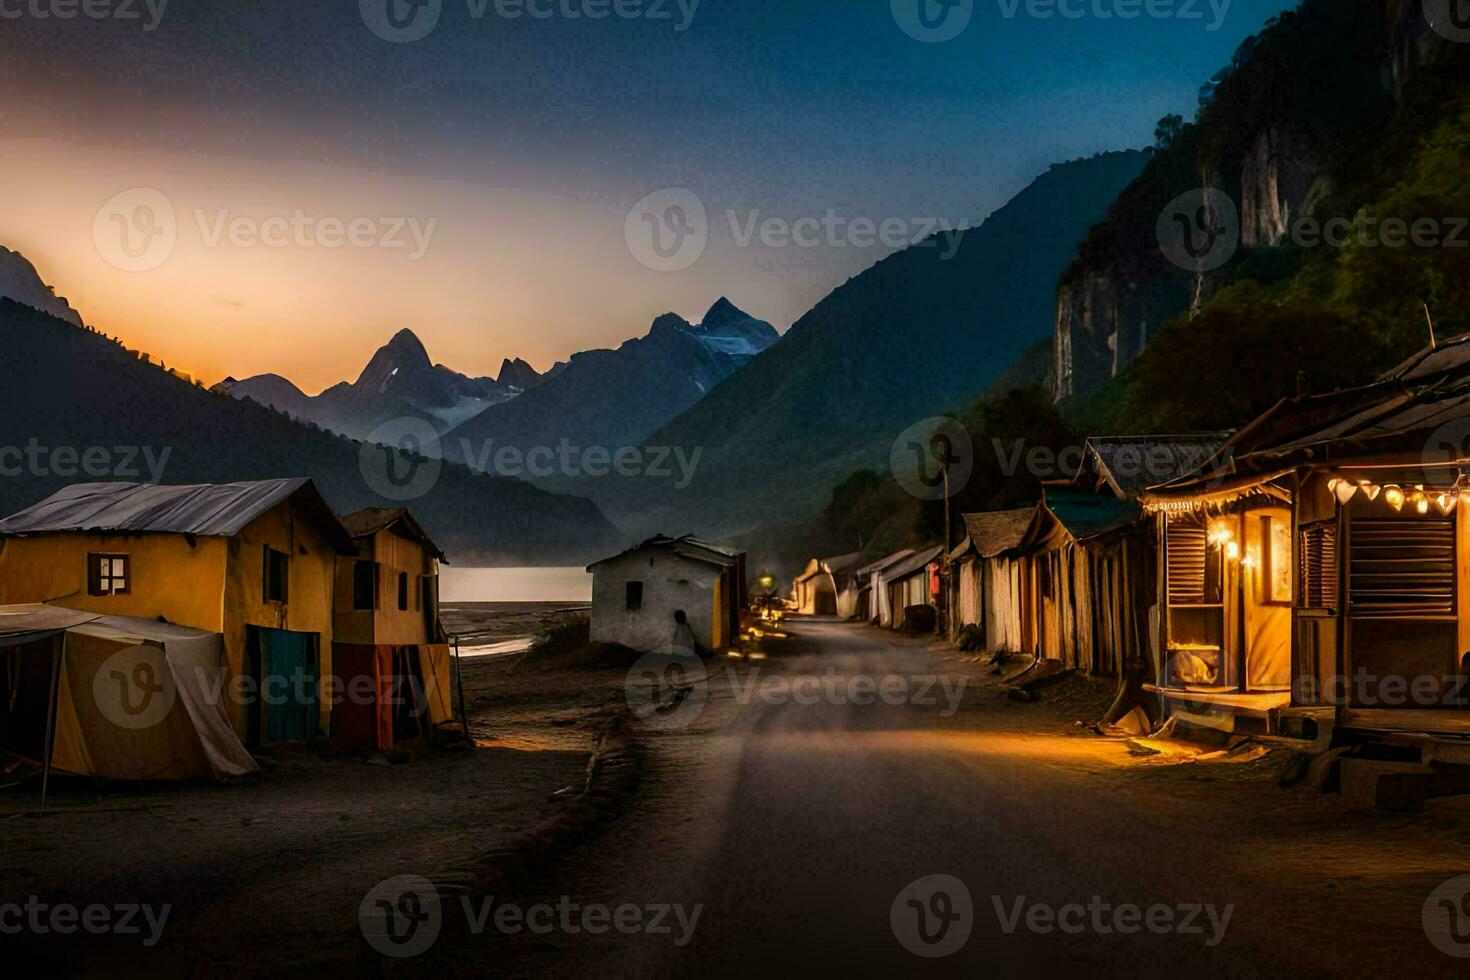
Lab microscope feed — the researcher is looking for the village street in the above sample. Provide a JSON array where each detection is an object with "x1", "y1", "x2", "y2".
[{"x1": 425, "y1": 617, "x2": 1470, "y2": 978}]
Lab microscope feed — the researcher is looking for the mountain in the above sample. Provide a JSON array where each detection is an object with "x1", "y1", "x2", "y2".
[
  {"x1": 0, "y1": 246, "x2": 85, "y2": 327},
  {"x1": 441, "y1": 298, "x2": 779, "y2": 468},
  {"x1": 219, "y1": 328, "x2": 522, "y2": 440},
  {"x1": 498, "y1": 356, "x2": 555, "y2": 392},
  {"x1": 0, "y1": 299, "x2": 622, "y2": 564},
  {"x1": 581, "y1": 151, "x2": 1150, "y2": 538}
]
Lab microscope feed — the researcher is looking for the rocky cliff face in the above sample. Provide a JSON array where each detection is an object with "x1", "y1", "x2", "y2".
[{"x1": 1051, "y1": 1, "x2": 1400, "y2": 404}]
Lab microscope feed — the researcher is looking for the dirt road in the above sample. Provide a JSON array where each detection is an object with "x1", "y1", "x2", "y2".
[{"x1": 423, "y1": 617, "x2": 1470, "y2": 978}]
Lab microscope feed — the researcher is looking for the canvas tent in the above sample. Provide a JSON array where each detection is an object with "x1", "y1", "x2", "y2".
[
  {"x1": 951, "y1": 508, "x2": 1035, "y2": 651},
  {"x1": 880, "y1": 546, "x2": 944, "y2": 631},
  {"x1": 792, "y1": 553, "x2": 864, "y2": 616},
  {"x1": 0, "y1": 604, "x2": 258, "y2": 784},
  {"x1": 856, "y1": 550, "x2": 915, "y2": 627}
]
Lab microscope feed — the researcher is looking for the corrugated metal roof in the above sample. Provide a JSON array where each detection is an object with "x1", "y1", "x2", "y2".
[
  {"x1": 1087, "y1": 435, "x2": 1230, "y2": 499},
  {"x1": 0, "y1": 479, "x2": 355, "y2": 553},
  {"x1": 961, "y1": 508, "x2": 1036, "y2": 558}
]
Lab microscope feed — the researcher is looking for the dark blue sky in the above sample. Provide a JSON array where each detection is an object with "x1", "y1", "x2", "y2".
[{"x1": 2, "y1": 0, "x2": 1302, "y2": 385}]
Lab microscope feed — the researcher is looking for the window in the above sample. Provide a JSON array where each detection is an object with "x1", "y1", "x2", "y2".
[
  {"x1": 263, "y1": 546, "x2": 289, "y2": 603},
  {"x1": 625, "y1": 581, "x2": 643, "y2": 611},
  {"x1": 397, "y1": 572, "x2": 409, "y2": 611},
  {"x1": 1299, "y1": 520, "x2": 1338, "y2": 609},
  {"x1": 1165, "y1": 516, "x2": 1222, "y2": 606},
  {"x1": 87, "y1": 553, "x2": 130, "y2": 596},
  {"x1": 352, "y1": 561, "x2": 379, "y2": 611},
  {"x1": 1349, "y1": 517, "x2": 1454, "y2": 619}
]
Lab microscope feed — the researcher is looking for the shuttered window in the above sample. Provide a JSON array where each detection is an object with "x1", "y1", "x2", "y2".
[
  {"x1": 1348, "y1": 518, "x2": 1455, "y2": 620},
  {"x1": 1166, "y1": 517, "x2": 1221, "y2": 606},
  {"x1": 1299, "y1": 520, "x2": 1338, "y2": 609}
]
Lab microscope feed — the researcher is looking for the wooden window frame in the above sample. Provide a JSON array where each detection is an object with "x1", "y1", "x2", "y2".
[
  {"x1": 263, "y1": 546, "x2": 290, "y2": 604},
  {"x1": 352, "y1": 560, "x2": 379, "y2": 611},
  {"x1": 1347, "y1": 515, "x2": 1456, "y2": 621},
  {"x1": 1165, "y1": 515, "x2": 1223, "y2": 609},
  {"x1": 1298, "y1": 519, "x2": 1339, "y2": 611},
  {"x1": 87, "y1": 553, "x2": 131, "y2": 596}
]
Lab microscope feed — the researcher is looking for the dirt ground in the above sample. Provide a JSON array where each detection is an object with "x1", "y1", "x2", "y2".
[
  {"x1": 8, "y1": 615, "x2": 1470, "y2": 975},
  {"x1": 0, "y1": 645, "x2": 615, "y2": 975}
]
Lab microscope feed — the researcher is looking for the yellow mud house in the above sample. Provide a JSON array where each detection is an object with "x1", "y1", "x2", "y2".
[
  {"x1": 331, "y1": 507, "x2": 454, "y2": 749},
  {"x1": 0, "y1": 479, "x2": 355, "y2": 745}
]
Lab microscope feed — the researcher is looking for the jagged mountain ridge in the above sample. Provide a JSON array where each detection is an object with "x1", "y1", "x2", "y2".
[
  {"x1": 0, "y1": 299, "x2": 622, "y2": 564},
  {"x1": 440, "y1": 298, "x2": 779, "y2": 465},
  {"x1": 219, "y1": 327, "x2": 539, "y2": 440}
]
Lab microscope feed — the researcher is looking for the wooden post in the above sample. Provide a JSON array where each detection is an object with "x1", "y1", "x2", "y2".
[
  {"x1": 40, "y1": 639, "x2": 61, "y2": 811},
  {"x1": 452, "y1": 635, "x2": 469, "y2": 741}
]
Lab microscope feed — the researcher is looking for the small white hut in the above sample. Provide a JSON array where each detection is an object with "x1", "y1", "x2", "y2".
[{"x1": 588, "y1": 535, "x2": 744, "y2": 655}]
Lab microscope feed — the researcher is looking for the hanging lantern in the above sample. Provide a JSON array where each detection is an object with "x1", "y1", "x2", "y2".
[
  {"x1": 1436, "y1": 492, "x2": 1456, "y2": 516},
  {"x1": 1416, "y1": 493, "x2": 1431, "y2": 515},
  {"x1": 1225, "y1": 540, "x2": 1240, "y2": 561},
  {"x1": 1359, "y1": 482, "x2": 1381, "y2": 502},
  {"x1": 1384, "y1": 486, "x2": 1406, "y2": 511},
  {"x1": 1334, "y1": 480, "x2": 1359, "y2": 505}
]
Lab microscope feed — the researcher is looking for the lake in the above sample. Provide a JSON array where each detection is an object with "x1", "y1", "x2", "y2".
[{"x1": 440, "y1": 566, "x2": 593, "y2": 603}]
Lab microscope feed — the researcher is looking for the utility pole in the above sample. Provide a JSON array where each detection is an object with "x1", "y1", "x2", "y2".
[{"x1": 940, "y1": 439, "x2": 951, "y2": 637}]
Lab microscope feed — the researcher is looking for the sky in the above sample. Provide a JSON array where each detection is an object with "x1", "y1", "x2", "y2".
[{"x1": 0, "y1": 0, "x2": 1300, "y2": 392}]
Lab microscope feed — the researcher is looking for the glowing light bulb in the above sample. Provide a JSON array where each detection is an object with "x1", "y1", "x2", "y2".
[
  {"x1": 1384, "y1": 486, "x2": 1406, "y2": 511},
  {"x1": 1416, "y1": 495, "x2": 1431, "y2": 515},
  {"x1": 1225, "y1": 540, "x2": 1240, "y2": 560}
]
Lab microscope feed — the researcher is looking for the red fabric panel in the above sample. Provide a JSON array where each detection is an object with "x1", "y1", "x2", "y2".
[{"x1": 331, "y1": 643, "x2": 393, "y2": 750}]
